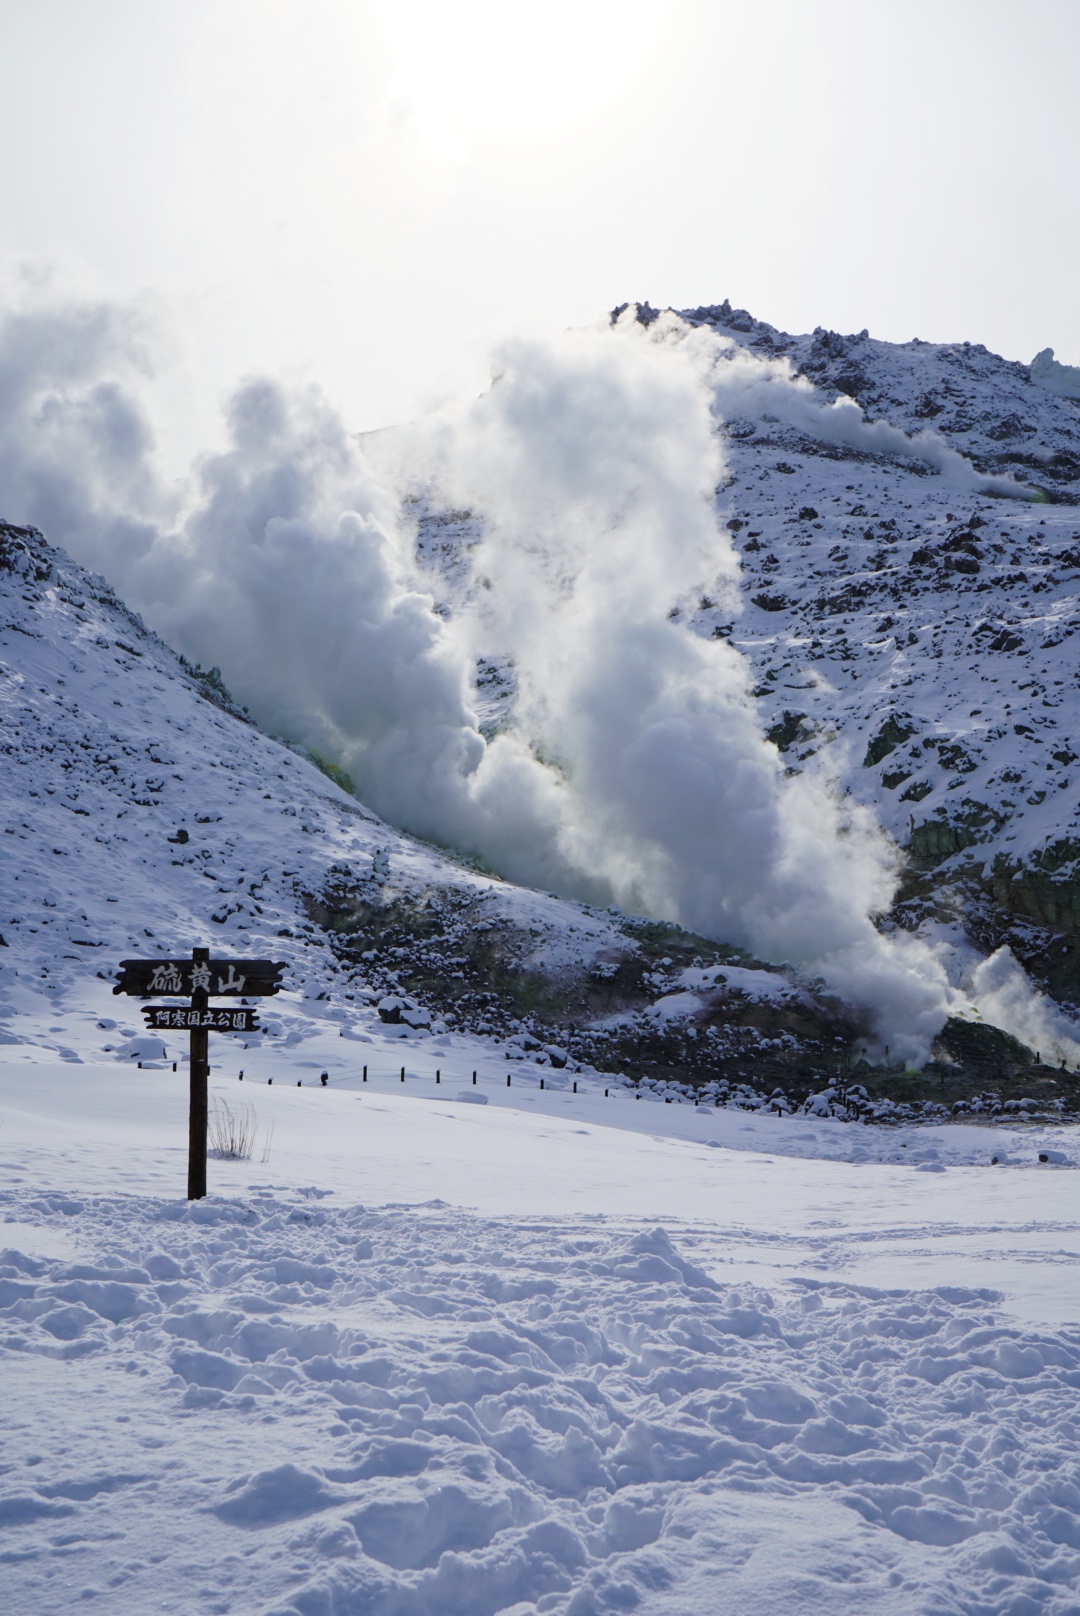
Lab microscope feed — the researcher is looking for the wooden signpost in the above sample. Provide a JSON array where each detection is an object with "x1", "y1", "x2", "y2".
[{"x1": 114, "y1": 947, "x2": 286, "y2": 1200}]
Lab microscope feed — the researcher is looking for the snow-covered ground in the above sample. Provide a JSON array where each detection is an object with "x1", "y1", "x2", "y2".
[{"x1": 4, "y1": 1046, "x2": 1080, "y2": 1614}]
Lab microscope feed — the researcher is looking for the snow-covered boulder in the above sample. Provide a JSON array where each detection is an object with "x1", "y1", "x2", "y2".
[{"x1": 376, "y1": 995, "x2": 430, "y2": 1029}]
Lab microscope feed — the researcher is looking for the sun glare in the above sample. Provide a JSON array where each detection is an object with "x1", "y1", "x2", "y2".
[{"x1": 378, "y1": 0, "x2": 653, "y2": 157}]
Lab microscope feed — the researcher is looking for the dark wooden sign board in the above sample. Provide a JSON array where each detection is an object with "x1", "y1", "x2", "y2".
[
  {"x1": 115, "y1": 947, "x2": 285, "y2": 1199},
  {"x1": 115, "y1": 958, "x2": 285, "y2": 998}
]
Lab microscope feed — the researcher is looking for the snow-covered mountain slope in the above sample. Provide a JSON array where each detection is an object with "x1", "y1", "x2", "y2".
[
  {"x1": 1, "y1": 515, "x2": 1064, "y2": 1103},
  {"x1": 0, "y1": 517, "x2": 904, "y2": 1100},
  {"x1": 8, "y1": 345, "x2": 1080, "y2": 1616},
  {"x1": 412, "y1": 305, "x2": 1080, "y2": 1017}
]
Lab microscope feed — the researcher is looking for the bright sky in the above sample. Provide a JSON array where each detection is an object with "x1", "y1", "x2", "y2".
[{"x1": 2, "y1": 0, "x2": 1078, "y2": 463}]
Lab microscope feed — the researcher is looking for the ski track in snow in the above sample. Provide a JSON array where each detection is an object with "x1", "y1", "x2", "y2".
[{"x1": 4, "y1": 1189, "x2": 1080, "y2": 1616}]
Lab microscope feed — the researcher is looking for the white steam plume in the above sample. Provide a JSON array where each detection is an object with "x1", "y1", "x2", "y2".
[
  {"x1": 383, "y1": 312, "x2": 957, "y2": 1061},
  {"x1": 0, "y1": 287, "x2": 1068, "y2": 1063},
  {"x1": 0, "y1": 293, "x2": 484, "y2": 826},
  {"x1": 969, "y1": 948, "x2": 1080, "y2": 1069}
]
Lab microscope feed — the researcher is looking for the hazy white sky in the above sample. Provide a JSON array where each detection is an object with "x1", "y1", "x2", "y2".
[{"x1": 2, "y1": 0, "x2": 1078, "y2": 462}]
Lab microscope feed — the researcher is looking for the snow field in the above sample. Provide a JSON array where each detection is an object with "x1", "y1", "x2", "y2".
[
  {"x1": 4, "y1": 1183, "x2": 1080, "y2": 1614},
  {"x1": 3, "y1": 1055, "x2": 1080, "y2": 1612}
]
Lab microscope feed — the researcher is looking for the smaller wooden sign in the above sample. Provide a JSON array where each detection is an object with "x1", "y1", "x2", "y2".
[{"x1": 142, "y1": 1005, "x2": 260, "y2": 1033}]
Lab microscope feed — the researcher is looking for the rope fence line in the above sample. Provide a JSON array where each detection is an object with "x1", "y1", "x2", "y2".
[
  {"x1": 231, "y1": 1062, "x2": 614, "y2": 1097},
  {"x1": 132, "y1": 1052, "x2": 725, "y2": 1106},
  {"x1": 131, "y1": 1054, "x2": 861, "y2": 1116},
  {"x1": 223, "y1": 1063, "x2": 758, "y2": 1106}
]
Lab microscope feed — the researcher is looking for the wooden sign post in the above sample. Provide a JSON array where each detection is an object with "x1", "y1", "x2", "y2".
[
  {"x1": 189, "y1": 947, "x2": 210, "y2": 1201},
  {"x1": 113, "y1": 949, "x2": 286, "y2": 1200}
]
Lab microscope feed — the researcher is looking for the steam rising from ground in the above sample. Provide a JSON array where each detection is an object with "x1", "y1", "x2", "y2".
[
  {"x1": 0, "y1": 290, "x2": 1071, "y2": 1062},
  {"x1": 970, "y1": 948, "x2": 1080, "y2": 1069}
]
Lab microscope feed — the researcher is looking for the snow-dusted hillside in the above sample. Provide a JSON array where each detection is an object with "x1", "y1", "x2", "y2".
[{"x1": 0, "y1": 518, "x2": 630, "y2": 1068}]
